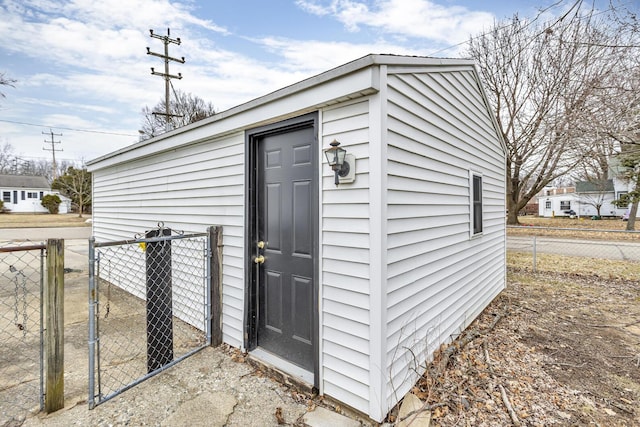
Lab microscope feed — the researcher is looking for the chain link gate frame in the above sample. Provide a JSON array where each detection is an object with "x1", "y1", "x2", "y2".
[
  {"x1": 0, "y1": 243, "x2": 45, "y2": 425},
  {"x1": 88, "y1": 224, "x2": 213, "y2": 408}
]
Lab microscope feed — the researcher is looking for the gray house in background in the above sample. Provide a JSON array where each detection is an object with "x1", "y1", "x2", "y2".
[
  {"x1": 0, "y1": 174, "x2": 69, "y2": 214},
  {"x1": 87, "y1": 54, "x2": 506, "y2": 422}
]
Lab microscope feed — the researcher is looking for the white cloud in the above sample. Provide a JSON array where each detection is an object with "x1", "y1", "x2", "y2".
[
  {"x1": 0, "y1": 0, "x2": 228, "y2": 72},
  {"x1": 296, "y1": 0, "x2": 495, "y2": 44},
  {"x1": 20, "y1": 97, "x2": 116, "y2": 115},
  {"x1": 256, "y1": 37, "x2": 418, "y2": 74}
]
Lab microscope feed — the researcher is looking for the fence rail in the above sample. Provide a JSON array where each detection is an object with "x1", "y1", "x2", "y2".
[
  {"x1": 88, "y1": 227, "x2": 212, "y2": 408},
  {"x1": 0, "y1": 242, "x2": 45, "y2": 426},
  {"x1": 507, "y1": 226, "x2": 640, "y2": 278}
]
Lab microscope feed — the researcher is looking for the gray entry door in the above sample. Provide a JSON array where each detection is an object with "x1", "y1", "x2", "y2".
[{"x1": 254, "y1": 120, "x2": 317, "y2": 372}]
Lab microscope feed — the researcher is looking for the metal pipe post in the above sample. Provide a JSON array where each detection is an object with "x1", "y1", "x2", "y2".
[{"x1": 88, "y1": 237, "x2": 96, "y2": 409}]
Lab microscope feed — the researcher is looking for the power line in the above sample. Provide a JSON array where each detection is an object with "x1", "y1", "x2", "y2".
[{"x1": 0, "y1": 119, "x2": 138, "y2": 137}]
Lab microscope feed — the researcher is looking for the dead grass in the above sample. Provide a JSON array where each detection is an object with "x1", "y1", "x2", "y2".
[
  {"x1": 516, "y1": 215, "x2": 629, "y2": 230},
  {"x1": 510, "y1": 216, "x2": 640, "y2": 241},
  {"x1": 508, "y1": 215, "x2": 640, "y2": 279},
  {"x1": 0, "y1": 213, "x2": 91, "y2": 228},
  {"x1": 507, "y1": 251, "x2": 640, "y2": 281},
  {"x1": 413, "y1": 270, "x2": 640, "y2": 426}
]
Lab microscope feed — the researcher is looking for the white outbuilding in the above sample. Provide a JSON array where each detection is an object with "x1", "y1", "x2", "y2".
[{"x1": 87, "y1": 54, "x2": 506, "y2": 422}]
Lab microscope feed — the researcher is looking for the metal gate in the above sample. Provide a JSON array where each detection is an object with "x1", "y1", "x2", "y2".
[
  {"x1": 0, "y1": 243, "x2": 45, "y2": 425},
  {"x1": 88, "y1": 225, "x2": 212, "y2": 407}
]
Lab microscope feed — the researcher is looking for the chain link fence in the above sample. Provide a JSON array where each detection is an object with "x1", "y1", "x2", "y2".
[
  {"x1": 89, "y1": 226, "x2": 211, "y2": 407},
  {"x1": 507, "y1": 226, "x2": 640, "y2": 280},
  {"x1": 0, "y1": 243, "x2": 45, "y2": 426}
]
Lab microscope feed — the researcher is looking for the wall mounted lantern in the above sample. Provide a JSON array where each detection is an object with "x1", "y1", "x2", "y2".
[{"x1": 324, "y1": 140, "x2": 350, "y2": 186}]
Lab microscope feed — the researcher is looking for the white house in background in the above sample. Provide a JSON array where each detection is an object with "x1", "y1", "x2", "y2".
[
  {"x1": 538, "y1": 178, "x2": 632, "y2": 218},
  {"x1": 56, "y1": 194, "x2": 72, "y2": 214},
  {"x1": 0, "y1": 174, "x2": 69, "y2": 214},
  {"x1": 87, "y1": 54, "x2": 506, "y2": 422}
]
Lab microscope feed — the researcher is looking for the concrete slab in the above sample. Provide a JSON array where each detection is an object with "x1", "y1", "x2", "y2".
[
  {"x1": 302, "y1": 406, "x2": 361, "y2": 427},
  {"x1": 161, "y1": 392, "x2": 237, "y2": 427},
  {"x1": 63, "y1": 281, "x2": 87, "y2": 326},
  {"x1": 63, "y1": 240, "x2": 89, "y2": 271}
]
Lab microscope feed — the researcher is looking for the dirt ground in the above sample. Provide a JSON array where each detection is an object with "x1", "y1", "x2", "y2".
[{"x1": 405, "y1": 268, "x2": 640, "y2": 426}]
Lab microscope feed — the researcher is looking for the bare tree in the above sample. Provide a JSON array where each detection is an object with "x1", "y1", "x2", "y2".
[
  {"x1": 0, "y1": 142, "x2": 16, "y2": 173},
  {"x1": 139, "y1": 89, "x2": 216, "y2": 139},
  {"x1": 0, "y1": 72, "x2": 16, "y2": 99},
  {"x1": 51, "y1": 166, "x2": 92, "y2": 217},
  {"x1": 16, "y1": 158, "x2": 75, "y2": 183},
  {"x1": 573, "y1": 138, "x2": 616, "y2": 182},
  {"x1": 581, "y1": 5, "x2": 640, "y2": 229},
  {"x1": 613, "y1": 147, "x2": 640, "y2": 229},
  {"x1": 0, "y1": 142, "x2": 82, "y2": 184},
  {"x1": 19, "y1": 158, "x2": 50, "y2": 178},
  {"x1": 468, "y1": 1, "x2": 633, "y2": 224}
]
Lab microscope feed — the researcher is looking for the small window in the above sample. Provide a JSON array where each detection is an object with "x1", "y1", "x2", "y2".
[
  {"x1": 560, "y1": 201, "x2": 571, "y2": 211},
  {"x1": 27, "y1": 192, "x2": 38, "y2": 199},
  {"x1": 545, "y1": 200, "x2": 551, "y2": 209},
  {"x1": 39, "y1": 191, "x2": 44, "y2": 200},
  {"x1": 2, "y1": 191, "x2": 10, "y2": 203},
  {"x1": 472, "y1": 174, "x2": 483, "y2": 235}
]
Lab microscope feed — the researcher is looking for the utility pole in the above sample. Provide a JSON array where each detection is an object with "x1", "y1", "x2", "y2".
[
  {"x1": 43, "y1": 129, "x2": 63, "y2": 180},
  {"x1": 147, "y1": 28, "x2": 185, "y2": 132}
]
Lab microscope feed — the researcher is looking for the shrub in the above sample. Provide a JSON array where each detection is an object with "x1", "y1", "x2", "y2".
[{"x1": 41, "y1": 194, "x2": 62, "y2": 214}]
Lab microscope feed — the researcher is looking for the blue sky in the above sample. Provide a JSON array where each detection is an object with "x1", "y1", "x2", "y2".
[{"x1": 0, "y1": 0, "x2": 613, "y2": 163}]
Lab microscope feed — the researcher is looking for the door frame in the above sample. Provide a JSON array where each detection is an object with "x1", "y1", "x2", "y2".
[{"x1": 244, "y1": 112, "x2": 320, "y2": 385}]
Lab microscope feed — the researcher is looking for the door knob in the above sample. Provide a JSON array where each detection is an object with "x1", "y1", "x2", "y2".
[
  {"x1": 257, "y1": 241, "x2": 265, "y2": 249},
  {"x1": 254, "y1": 255, "x2": 265, "y2": 264}
]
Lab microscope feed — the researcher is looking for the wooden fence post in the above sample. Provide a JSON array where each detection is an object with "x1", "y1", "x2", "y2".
[
  {"x1": 209, "y1": 226, "x2": 223, "y2": 346},
  {"x1": 45, "y1": 238, "x2": 64, "y2": 413}
]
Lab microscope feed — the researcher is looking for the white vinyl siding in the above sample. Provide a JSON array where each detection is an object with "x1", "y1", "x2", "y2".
[
  {"x1": 91, "y1": 132, "x2": 246, "y2": 347},
  {"x1": 383, "y1": 68, "x2": 505, "y2": 410},
  {"x1": 320, "y1": 99, "x2": 372, "y2": 415}
]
